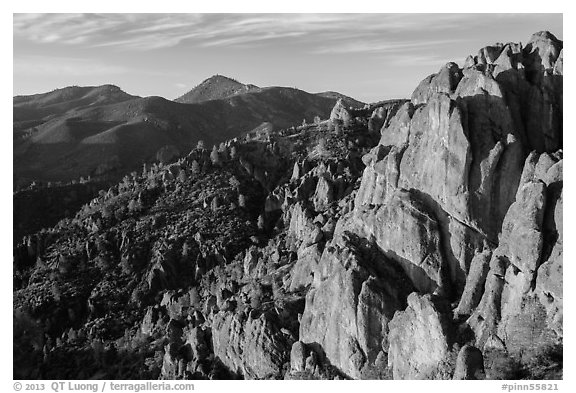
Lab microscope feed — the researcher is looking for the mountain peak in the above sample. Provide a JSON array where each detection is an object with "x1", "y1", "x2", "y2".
[
  {"x1": 175, "y1": 75, "x2": 258, "y2": 104},
  {"x1": 202, "y1": 74, "x2": 242, "y2": 84}
]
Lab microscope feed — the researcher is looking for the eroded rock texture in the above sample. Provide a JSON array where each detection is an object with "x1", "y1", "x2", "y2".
[
  {"x1": 211, "y1": 311, "x2": 292, "y2": 379},
  {"x1": 308, "y1": 31, "x2": 563, "y2": 378},
  {"x1": 387, "y1": 293, "x2": 452, "y2": 379},
  {"x1": 468, "y1": 151, "x2": 563, "y2": 358},
  {"x1": 299, "y1": 235, "x2": 413, "y2": 378}
]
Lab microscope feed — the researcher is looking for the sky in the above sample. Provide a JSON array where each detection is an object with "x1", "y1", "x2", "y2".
[{"x1": 13, "y1": 13, "x2": 563, "y2": 103}]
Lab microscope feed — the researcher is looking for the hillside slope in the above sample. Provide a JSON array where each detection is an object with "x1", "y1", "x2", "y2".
[
  {"x1": 14, "y1": 83, "x2": 359, "y2": 185},
  {"x1": 315, "y1": 91, "x2": 365, "y2": 109},
  {"x1": 14, "y1": 85, "x2": 138, "y2": 123}
]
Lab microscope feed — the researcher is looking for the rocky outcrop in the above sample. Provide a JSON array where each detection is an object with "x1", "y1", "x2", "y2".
[
  {"x1": 289, "y1": 243, "x2": 322, "y2": 291},
  {"x1": 454, "y1": 245, "x2": 492, "y2": 317},
  {"x1": 467, "y1": 152, "x2": 563, "y2": 356},
  {"x1": 351, "y1": 189, "x2": 449, "y2": 294},
  {"x1": 211, "y1": 311, "x2": 292, "y2": 379},
  {"x1": 159, "y1": 324, "x2": 211, "y2": 379},
  {"x1": 354, "y1": 87, "x2": 522, "y2": 292},
  {"x1": 287, "y1": 203, "x2": 318, "y2": 247},
  {"x1": 299, "y1": 235, "x2": 413, "y2": 379},
  {"x1": 312, "y1": 175, "x2": 334, "y2": 212},
  {"x1": 367, "y1": 104, "x2": 400, "y2": 134},
  {"x1": 387, "y1": 293, "x2": 452, "y2": 379},
  {"x1": 411, "y1": 62, "x2": 463, "y2": 105},
  {"x1": 329, "y1": 98, "x2": 352, "y2": 125},
  {"x1": 453, "y1": 345, "x2": 484, "y2": 380},
  {"x1": 289, "y1": 341, "x2": 307, "y2": 373},
  {"x1": 348, "y1": 32, "x2": 562, "y2": 300},
  {"x1": 367, "y1": 106, "x2": 387, "y2": 133},
  {"x1": 471, "y1": 31, "x2": 563, "y2": 153}
]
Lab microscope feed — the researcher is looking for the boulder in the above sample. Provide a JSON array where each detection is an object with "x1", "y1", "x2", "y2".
[
  {"x1": 387, "y1": 293, "x2": 452, "y2": 379},
  {"x1": 453, "y1": 345, "x2": 484, "y2": 380},
  {"x1": 290, "y1": 341, "x2": 307, "y2": 372},
  {"x1": 211, "y1": 311, "x2": 292, "y2": 379},
  {"x1": 476, "y1": 44, "x2": 504, "y2": 65}
]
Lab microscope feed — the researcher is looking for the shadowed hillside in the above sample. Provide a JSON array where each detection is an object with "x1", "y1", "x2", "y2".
[
  {"x1": 14, "y1": 85, "x2": 138, "y2": 123},
  {"x1": 14, "y1": 80, "x2": 363, "y2": 186}
]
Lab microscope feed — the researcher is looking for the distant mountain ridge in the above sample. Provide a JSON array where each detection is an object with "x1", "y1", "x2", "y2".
[
  {"x1": 13, "y1": 77, "x2": 366, "y2": 186},
  {"x1": 13, "y1": 85, "x2": 138, "y2": 123},
  {"x1": 175, "y1": 75, "x2": 366, "y2": 109}
]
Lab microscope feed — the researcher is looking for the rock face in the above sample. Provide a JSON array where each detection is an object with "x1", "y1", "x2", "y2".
[
  {"x1": 411, "y1": 62, "x2": 463, "y2": 105},
  {"x1": 348, "y1": 31, "x2": 562, "y2": 301},
  {"x1": 289, "y1": 243, "x2": 322, "y2": 291},
  {"x1": 468, "y1": 151, "x2": 563, "y2": 357},
  {"x1": 299, "y1": 235, "x2": 413, "y2": 379},
  {"x1": 211, "y1": 311, "x2": 292, "y2": 379},
  {"x1": 387, "y1": 293, "x2": 452, "y2": 379},
  {"x1": 287, "y1": 203, "x2": 318, "y2": 247},
  {"x1": 310, "y1": 30, "x2": 563, "y2": 379},
  {"x1": 351, "y1": 189, "x2": 449, "y2": 294}
]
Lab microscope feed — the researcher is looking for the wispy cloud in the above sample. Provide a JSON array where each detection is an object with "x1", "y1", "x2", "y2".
[
  {"x1": 312, "y1": 39, "x2": 464, "y2": 55},
  {"x1": 14, "y1": 14, "x2": 127, "y2": 45},
  {"x1": 13, "y1": 13, "x2": 485, "y2": 54}
]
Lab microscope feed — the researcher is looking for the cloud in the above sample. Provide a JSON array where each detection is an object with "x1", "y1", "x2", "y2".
[
  {"x1": 13, "y1": 13, "x2": 562, "y2": 64},
  {"x1": 312, "y1": 39, "x2": 463, "y2": 55},
  {"x1": 12, "y1": 13, "x2": 488, "y2": 53},
  {"x1": 14, "y1": 13, "x2": 127, "y2": 45}
]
